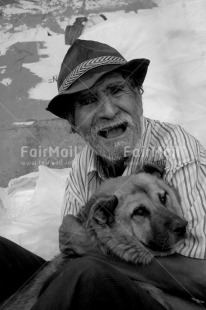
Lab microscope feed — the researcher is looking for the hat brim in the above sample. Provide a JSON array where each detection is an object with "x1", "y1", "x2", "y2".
[{"x1": 47, "y1": 58, "x2": 150, "y2": 119}]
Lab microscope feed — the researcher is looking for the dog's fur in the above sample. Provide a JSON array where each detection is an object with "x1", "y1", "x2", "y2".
[{"x1": 2, "y1": 165, "x2": 187, "y2": 310}]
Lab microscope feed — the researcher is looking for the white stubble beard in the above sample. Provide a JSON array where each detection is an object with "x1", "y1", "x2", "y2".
[{"x1": 85, "y1": 113, "x2": 143, "y2": 164}]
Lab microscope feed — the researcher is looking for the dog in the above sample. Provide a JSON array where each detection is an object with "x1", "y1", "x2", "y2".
[
  {"x1": 76, "y1": 164, "x2": 187, "y2": 265},
  {"x1": 2, "y1": 164, "x2": 187, "y2": 310}
]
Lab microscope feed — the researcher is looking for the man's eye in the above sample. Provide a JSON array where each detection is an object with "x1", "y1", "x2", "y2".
[
  {"x1": 78, "y1": 97, "x2": 96, "y2": 106},
  {"x1": 110, "y1": 85, "x2": 124, "y2": 95}
]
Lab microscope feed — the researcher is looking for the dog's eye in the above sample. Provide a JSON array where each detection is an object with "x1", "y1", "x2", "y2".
[
  {"x1": 132, "y1": 206, "x2": 149, "y2": 217},
  {"x1": 158, "y1": 192, "x2": 167, "y2": 205}
]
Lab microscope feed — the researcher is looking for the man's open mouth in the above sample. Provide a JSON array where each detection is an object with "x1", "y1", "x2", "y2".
[{"x1": 98, "y1": 123, "x2": 127, "y2": 139}]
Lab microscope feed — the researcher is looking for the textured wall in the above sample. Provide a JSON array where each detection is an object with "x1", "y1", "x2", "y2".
[{"x1": 0, "y1": 119, "x2": 85, "y2": 187}]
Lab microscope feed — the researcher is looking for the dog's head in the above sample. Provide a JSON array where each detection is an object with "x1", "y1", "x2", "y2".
[{"x1": 78, "y1": 164, "x2": 187, "y2": 264}]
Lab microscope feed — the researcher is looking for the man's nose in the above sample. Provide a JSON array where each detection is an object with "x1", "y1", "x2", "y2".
[{"x1": 97, "y1": 97, "x2": 118, "y2": 119}]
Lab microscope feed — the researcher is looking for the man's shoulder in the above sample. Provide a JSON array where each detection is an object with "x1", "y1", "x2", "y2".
[
  {"x1": 145, "y1": 117, "x2": 198, "y2": 146},
  {"x1": 71, "y1": 144, "x2": 95, "y2": 174},
  {"x1": 144, "y1": 118, "x2": 202, "y2": 168},
  {"x1": 146, "y1": 117, "x2": 182, "y2": 133}
]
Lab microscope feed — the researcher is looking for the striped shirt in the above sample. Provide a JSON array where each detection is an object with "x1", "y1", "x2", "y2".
[{"x1": 62, "y1": 117, "x2": 206, "y2": 259}]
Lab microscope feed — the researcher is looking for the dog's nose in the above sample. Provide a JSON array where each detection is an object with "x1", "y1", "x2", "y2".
[{"x1": 172, "y1": 220, "x2": 188, "y2": 236}]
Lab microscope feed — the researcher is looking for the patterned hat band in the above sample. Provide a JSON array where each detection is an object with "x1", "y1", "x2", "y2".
[{"x1": 59, "y1": 55, "x2": 127, "y2": 94}]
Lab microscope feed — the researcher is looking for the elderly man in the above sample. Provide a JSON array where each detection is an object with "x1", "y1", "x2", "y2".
[{"x1": 0, "y1": 39, "x2": 206, "y2": 309}]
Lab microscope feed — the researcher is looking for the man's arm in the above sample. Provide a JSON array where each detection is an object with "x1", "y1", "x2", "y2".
[
  {"x1": 61, "y1": 147, "x2": 89, "y2": 218},
  {"x1": 164, "y1": 141, "x2": 206, "y2": 260}
]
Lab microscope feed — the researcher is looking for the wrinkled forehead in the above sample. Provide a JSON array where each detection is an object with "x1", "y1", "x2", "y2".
[{"x1": 78, "y1": 71, "x2": 126, "y2": 96}]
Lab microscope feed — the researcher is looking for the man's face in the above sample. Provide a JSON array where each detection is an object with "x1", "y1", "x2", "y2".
[{"x1": 73, "y1": 72, "x2": 143, "y2": 163}]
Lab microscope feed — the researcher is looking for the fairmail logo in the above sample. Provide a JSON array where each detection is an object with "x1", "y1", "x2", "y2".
[{"x1": 21, "y1": 145, "x2": 82, "y2": 158}]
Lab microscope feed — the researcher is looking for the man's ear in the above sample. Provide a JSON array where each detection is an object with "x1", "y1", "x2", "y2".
[
  {"x1": 65, "y1": 111, "x2": 77, "y2": 134},
  {"x1": 140, "y1": 163, "x2": 165, "y2": 179},
  {"x1": 90, "y1": 195, "x2": 118, "y2": 226}
]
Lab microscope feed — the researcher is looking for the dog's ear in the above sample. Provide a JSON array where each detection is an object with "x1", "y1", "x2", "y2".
[
  {"x1": 90, "y1": 195, "x2": 118, "y2": 226},
  {"x1": 141, "y1": 163, "x2": 164, "y2": 179}
]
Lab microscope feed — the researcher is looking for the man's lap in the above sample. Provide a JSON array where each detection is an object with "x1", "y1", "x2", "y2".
[
  {"x1": 0, "y1": 236, "x2": 46, "y2": 303},
  {"x1": 0, "y1": 239, "x2": 164, "y2": 309},
  {"x1": 32, "y1": 256, "x2": 165, "y2": 310}
]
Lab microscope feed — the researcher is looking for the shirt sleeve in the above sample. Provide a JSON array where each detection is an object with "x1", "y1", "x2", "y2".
[
  {"x1": 166, "y1": 144, "x2": 206, "y2": 259},
  {"x1": 61, "y1": 149, "x2": 88, "y2": 219}
]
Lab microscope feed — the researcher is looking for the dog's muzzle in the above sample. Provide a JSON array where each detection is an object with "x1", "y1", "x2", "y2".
[{"x1": 170, "y1": 219, "x2": 188, "y2": 237}]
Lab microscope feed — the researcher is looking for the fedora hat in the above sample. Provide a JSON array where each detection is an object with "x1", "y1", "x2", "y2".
[{"x1": 47, "y1": 39, "x2": 150, "y2": 119}]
